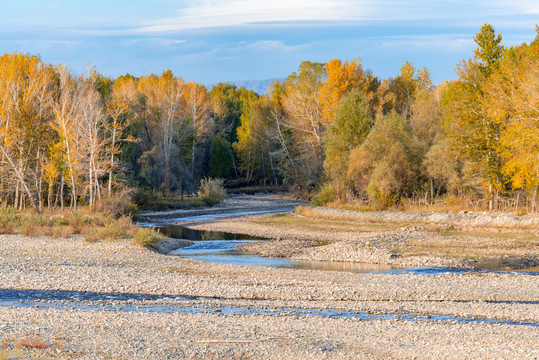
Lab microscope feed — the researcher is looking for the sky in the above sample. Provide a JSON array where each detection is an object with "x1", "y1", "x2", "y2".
[{"x1": 0, "y1": 1, "x2": 537, "y2": 85}]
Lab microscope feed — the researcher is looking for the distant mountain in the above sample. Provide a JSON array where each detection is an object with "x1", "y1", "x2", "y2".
[
  {"x1": 208, "y1": 78, "x2": 284, "y2": 95},
  {"x1": 233, "y1": 79, "x2": 282, "y2": 95}
]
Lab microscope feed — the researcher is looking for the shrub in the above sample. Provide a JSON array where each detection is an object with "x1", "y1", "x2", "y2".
[
  {"x1": 20, "y1": 223, "x2": 42, "y2": 237},
  {"x1": 93, "y1": 188, "x2": 137, "y2": 218},
  {"x1": 197, "y1": 177, "x2": 226, "y2": 205},
  {"x1": 132, "y1": 228, "x2": 163, "y2": 247},
  {"x1": 0, "y1": 205, "x2": 19, "y2": 234},
  {"x1": 131, "y1": 189, "x2": 151, "y2": 207},
  {"x1": 311, "y1": 182, "x2": 337, "y2": 206},
  {"x1": 51, "y1": 226, "x2": 72, "y2": 239},
  {"x1": 93, "y1": 216, "x2": 136, "y2": 242},
  {"x1": 66, "y1": 211, "x2": 89, "y2": 235}
]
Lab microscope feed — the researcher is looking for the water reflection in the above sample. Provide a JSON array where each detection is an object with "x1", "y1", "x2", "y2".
[
  {"x1": 157, "y1": 225, "x2": 265, "y2": 241},
  {"x1": 1, "y1": 288, "x2": 537, "y2": 326},
  {"x1": 148, "y1": 223, "x2": 539, "y2": 275},
  {"x1": 289, "y1": 260, "x2": 404, "y2": 272},
  {"x1": 171, "y1": 239, "x2": 403, "y2": 272}
]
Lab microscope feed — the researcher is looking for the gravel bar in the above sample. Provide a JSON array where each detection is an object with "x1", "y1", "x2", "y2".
[{"x1": 1, "y1": 194, "x2": 538, "y2": 359}]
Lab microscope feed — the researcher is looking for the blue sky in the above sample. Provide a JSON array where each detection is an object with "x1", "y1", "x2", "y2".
[{"x1": 0, "y1": 1, "x2": 537, "y2": 85}]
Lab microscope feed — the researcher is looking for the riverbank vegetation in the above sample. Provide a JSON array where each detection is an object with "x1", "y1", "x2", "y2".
[
  {"x1": 0, "y1": 24, "x2": 537, "y2": 214},
  {"x1": 0, "y1": 205, "x2": 162, "y2": 245}
]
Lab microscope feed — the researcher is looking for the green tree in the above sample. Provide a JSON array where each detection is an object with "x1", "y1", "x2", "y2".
[
  {"x1": 347, "y1": 111, "x2": 420, "y2": 207},
  {"x1": 324, "y1": 90, "x2": 372, "y2": 199},
  {"x1": 444, "y1": 24, "x2": 505, "y2": 210},
  {"x1": 474, "y1": 23, "x2": 503, "y2": 76},
  {"x1": 208, "y1": 135, "x2": 234, "y2": 179}
]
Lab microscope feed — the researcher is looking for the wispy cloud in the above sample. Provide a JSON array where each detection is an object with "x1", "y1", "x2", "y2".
[
  {"x1": 136, "y1": 0, "x2": 369, "y2": 33},
  {"x1": 46, "y1": 3, "x2": 61, "y2": 11},
  {"x1": 118, "y1": 37, "x2": 186, "y2": 48},
  {"x1": 377, "y1": 35, "x2": 475, "y2": 53},
  {"x1": 248, "y1": 40, "x2": 309, "y2": 52},
  {"x1": 132, "y1": 0, "x2": 539, "y2": 35}
]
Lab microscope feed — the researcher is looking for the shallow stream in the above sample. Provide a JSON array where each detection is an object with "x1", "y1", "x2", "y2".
[
  {"x1": 141, "y1": 212, "x2": 539, "y2": 275},
  {"x1": 1, "y1": 289, "x2": 537, "y2": 327}
]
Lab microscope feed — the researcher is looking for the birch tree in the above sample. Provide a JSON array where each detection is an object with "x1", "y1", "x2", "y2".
[
  {"x1": 105, "y1": 75, "x2": 136, "y2": 197},
  {"x1": 0, "y1": 53, "x2": 55, "y2": 212},
  {"x1": 51, "y1": 65, "x2": 82, "y2": 209},
  {"x1": 137, "y1": 70, "x2": 189, "y2": 195},
  {"x1": 281, "y1": 61, "x2": 326, "y2": 187}
]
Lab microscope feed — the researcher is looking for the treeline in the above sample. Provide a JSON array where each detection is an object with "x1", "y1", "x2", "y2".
[
  {"x1": 0, "y1": 24, "x2": 538, "y2": 212},
  {"x1": 0, "y1": 57, "x2": 255, "y2": 212},
  {"x1": 233, "y1": 24, "x2": 539, "y2": 211}
]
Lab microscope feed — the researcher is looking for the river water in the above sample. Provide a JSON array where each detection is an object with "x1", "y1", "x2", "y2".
[
  {"x1": 1, "y1": 289, "x2": 537, "y2": 326},
  {"x1": 140, "y1": 212, "x2": 539, "y2": 275}
]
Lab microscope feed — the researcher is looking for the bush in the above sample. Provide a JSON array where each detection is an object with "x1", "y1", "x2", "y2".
[
  {"x1": 311, "y1": 182, "x2": 337, "y2": 206},
  {"x1": 131, "y1": 189, "x2": 151, "y2": 207},
  {"x1": 66, "y1": 211, "x2": 90, "y2": 234},
  {"x1": 91, "y1": 216, "x2": 136, "y2": 242},
  {"x1": 0, "y1": 205, "x2": 19, "y2": 234},
  {"x1": 132, "y1": 228, "x2": 163, "y2": 247},
  {"x1": 197, "y1": 177, "x2": 226, "y2": 205},
  {"x1": 93, "y1": 188, "x2": 137, "y2": 218}
]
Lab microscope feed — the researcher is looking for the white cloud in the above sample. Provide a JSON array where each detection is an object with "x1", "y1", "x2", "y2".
[
  {"x1": 118, "y1": 37, "x2": 187, "y2": 48},
  {"x1": 133, "y1": 0, "x2": 538, "y2": 35},
  {"x1": 136, "y1": 0, "x2": 369, "y2": 33},
  {"x1": 249, "y1": 40, "x2": 308, "y2": 52},
  {"x1": 377, "y1": 35, "x2": 475, "y2": 53}
]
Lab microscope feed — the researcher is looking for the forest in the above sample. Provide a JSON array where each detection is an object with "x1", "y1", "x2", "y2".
[{"x1": 0, "y1": 24, "x2": 538, "y2": 213}]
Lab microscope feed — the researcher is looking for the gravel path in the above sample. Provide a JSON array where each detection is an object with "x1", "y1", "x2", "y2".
[{"x1": 1, "y1": 195, "x2": 538, "y2": 359}]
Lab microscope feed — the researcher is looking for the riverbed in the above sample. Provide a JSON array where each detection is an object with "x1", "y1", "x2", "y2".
[{"x1": 1, "y1": 194, "x2": 538, "y2": 359}]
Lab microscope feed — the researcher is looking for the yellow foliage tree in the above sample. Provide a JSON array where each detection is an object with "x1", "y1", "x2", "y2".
[
  {"x1": 0, "y1": 53, "x2": 55, "y2": 212},
  {"x1": 319, "y1": 58, "x2": 366, "y2": 123},
  {"x1": 486, "y1": 31, "x2": 539, "y2": 208}
]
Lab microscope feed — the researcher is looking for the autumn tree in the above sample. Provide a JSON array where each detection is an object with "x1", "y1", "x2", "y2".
[
  {"x1": 104, "y1": 74, "x2": 136, "y2": 197},
  {"x1": 444, "y1": 24, "x2": 505, "y2": 210},
  {"x1": 209, "y1": 83, "x2": 248, "y2": 144},
  {"x1": 0, "y1": 53, "x2": 56, "y2": 212},
  {"x1": 185, "y1": 82, "x2": 212, "y2": 182},
  {"x1": 388, "y1": 62, "x2": 433, "y2": 119},
  {"x1": 485, "y1": 29, "x2": 539, "y2": 209},
  {"x1": 233, "y1": 94, "x2": 281, "y2": 185},
  {"x1": 347, "y1": 111, "x2": 421, "y2": 207},
  {"x1": 319, "y1": 58, "x2": 366, "y2": 123},
  {"x1": 77, "y1": 76, "x2": 107, "y2": 208},
  {"x1": 51, "y1": 65, "x2": 85, "y2": 209},
  {"x1": 136, "y1": 70, "x2": 190, "y2": 196},
  {"x1": 280, "y1": 61, "x2": 326, "y2": 188},
  {"x1": 324, "y1": 90, "x2": 373, "y2": 199},
  {"x1": 233, "y1": 91, "x2": 260, "y2": 182}
]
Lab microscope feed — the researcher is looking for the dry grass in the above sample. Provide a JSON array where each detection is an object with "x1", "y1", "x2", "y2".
[
  {"x1": 271, "y1": 205, "x2": 539, "y2": 260},
  {"x1": 0, "y1": 205, "x2": 149, "y2": 247},
  {"x1": 388, "y1": 228, "x2": 539, "y2": 259},
  {"x1": 97, "y1": 216, "x2": 137, "y2": 242},
  {"x1": 321, "y1": 195, "x2": 534, "y2": 215},
  {"x1": 132, "y1": 228, "x2": 164, "y2": 247},
  {"x1": 2, "y1": 334, "x2": 51, "y2": 350},
  {"x1": 261, "y1": 211, "x2": 400, "y2": 233},
  {"x1": 14, "y1": 335, "x2": 51, "y2": 349}
]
